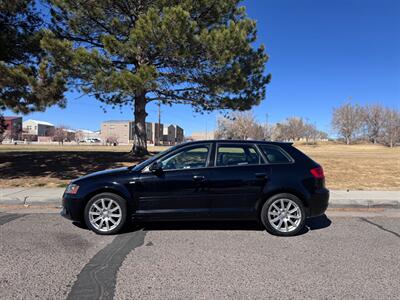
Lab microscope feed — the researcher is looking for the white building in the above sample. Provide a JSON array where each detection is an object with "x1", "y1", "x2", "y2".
[
  {"x1": 162, "y1": 124, "x2": 184, "y2": 145},
  {"x1": 23, "y1": 119, "x2": 54, "y2": 136}
]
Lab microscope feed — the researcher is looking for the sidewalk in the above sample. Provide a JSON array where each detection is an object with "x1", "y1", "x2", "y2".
[
  {"x1": 0, "y1": 188, "x2": 64, "y2": 205},
  {"x1": 0, "y1": 188, "x2": 399, "y2": 208}
]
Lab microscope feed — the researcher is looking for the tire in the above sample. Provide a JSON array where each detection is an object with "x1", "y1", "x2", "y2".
[
  {"x1": 84, "y1": 192, "x2": 127, "y2": 235},
  {"x1": 260, "y1": 193, "x2": 306, "y2": 236}
]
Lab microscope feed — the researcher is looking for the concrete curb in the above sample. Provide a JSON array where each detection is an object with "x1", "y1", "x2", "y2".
[
  {"x1": 329, "y1": 191, "x2": 400, "y2": 209},
  {"x1": 0, "y1": 188, "x2": 399, "y2": 208},
  {"x1": 0, "y1": 188, "x2": 64, "y2": 206}
]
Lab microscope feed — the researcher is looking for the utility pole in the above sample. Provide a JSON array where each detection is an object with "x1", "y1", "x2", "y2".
[
  {"x1": 157, "y1": 101, "x2": 161, "y2": 146},
  {"x1": 205, "y1": 120, "x2": 208, "y2": 140}
]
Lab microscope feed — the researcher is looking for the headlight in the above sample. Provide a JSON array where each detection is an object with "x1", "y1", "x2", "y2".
[{"x1": 65, "y1": 184, "x2": 80, "y2": 194}]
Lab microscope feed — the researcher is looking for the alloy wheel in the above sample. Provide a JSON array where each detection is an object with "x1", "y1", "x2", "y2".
[
  {"x1": 88, "y1": 198, "x2": 122, "y2": 233},
  {"x1": 267, "y1": 198, "x2": 302, "y2": 233}
]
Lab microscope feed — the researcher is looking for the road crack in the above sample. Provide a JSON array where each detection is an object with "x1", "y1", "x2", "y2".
[{"x1": 360, "y1": 217, "x2": 400, "y2": 239}]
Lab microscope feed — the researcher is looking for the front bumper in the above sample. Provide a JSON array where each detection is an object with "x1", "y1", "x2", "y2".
[
  {"x1": 308, "y1": 188, "x2": 329, "y2": 217},
  {"x1": 61, "y1": 193, "x2": 86, "y2": 222}
]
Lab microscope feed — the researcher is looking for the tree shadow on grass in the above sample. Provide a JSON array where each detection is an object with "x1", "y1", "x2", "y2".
[{"x1": 0, "y1": 150, "x2": 151, "y2": 181}]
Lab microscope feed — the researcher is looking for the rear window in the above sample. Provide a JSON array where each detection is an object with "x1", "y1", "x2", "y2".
[
  {"x1": 258, "y1": 145, "x2": 292, "y2": 164},
  {"x1": 216, "y1": 144, "x2": 260, "y2": 166}
]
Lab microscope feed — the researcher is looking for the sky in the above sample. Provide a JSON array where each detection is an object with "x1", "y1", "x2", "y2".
[{"x1": 5, "y1": 0, "x2": 400, "y2": 136}]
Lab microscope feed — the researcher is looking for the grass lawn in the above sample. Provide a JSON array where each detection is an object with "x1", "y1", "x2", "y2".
[
  {"x1": 0, "y1": 144, "x2": 168, "y2": 188},
  {"x1": 296, "y1": 143, "x2": 400, "y2": 190},
  {"x1": 0, "y1": 143, "x2": 399, "y2": 190}
]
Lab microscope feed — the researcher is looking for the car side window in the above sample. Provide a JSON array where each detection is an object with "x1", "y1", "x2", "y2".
[
  {"x1": 259, "y1": 145, "x2": 291, "y2": 163},
  {"x1": 159, "y1": 145, "x2": 210, "y2": 170},
  {"x1": 216, "y1": 145, "x2": 260, "y2": 167}
]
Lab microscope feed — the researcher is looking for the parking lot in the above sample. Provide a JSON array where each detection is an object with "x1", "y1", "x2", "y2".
[{"x1": 0, "y1": 210, "x2": 399, "y2": 299}]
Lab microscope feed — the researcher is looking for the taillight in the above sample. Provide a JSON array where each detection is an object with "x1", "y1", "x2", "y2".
[{"x1": 310, "y1": 166, "x2": 325, "y2": 179}]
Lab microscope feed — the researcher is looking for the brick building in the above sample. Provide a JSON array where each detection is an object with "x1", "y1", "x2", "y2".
[
  {"x1": 101, "y1": 120, "x2": 132, "y2": 144},
  {"x1": 101, "y1": 120, "x2": 184, "y2": 145},
  {"x1": 3, "y1": 116, "x2": 22, "y2": 140}
]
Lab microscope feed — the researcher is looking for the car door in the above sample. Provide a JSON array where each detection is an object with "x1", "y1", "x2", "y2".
[
  {"x1": 134, "y1": 143, "x2": 212, "y2": 219},
  {"x1": 208, "y1": 143, "x2": 271, "y2": 219}
]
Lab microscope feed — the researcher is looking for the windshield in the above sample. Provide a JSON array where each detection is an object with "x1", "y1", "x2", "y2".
[{"x1": 131, "y1": 144, "x2": 181, "y2": 171}]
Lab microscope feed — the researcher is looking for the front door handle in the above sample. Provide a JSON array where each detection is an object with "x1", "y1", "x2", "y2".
[
  {"x1": 255, "y1": 173, "x2": 268, "y2": 180},
  {"x1": 193, "y1": 175, "x2": 207, "y2": 182}
]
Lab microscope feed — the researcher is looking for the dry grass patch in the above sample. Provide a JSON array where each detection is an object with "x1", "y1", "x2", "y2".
[
  {"x1": 0, "y1": 144, "x2": 168, "y2": 153},
  {"x1": 296, "y1": 143, "x2": 400, "y2": 190},
  {"x1": 0, "y1": 143, "x2": 399, "y2": 190}
]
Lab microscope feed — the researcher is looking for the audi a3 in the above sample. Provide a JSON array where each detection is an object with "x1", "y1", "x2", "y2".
[{"x1": 61, "y1": 140, "x2": 329, "y2": 236}]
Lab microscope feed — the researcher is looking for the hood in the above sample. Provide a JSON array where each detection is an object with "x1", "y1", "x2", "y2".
[{"x1": 73, "y1": 167, "x2": 132, "y2": 182}]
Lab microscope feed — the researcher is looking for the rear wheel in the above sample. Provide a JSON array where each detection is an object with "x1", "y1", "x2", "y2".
[
  {"x1": 84, "y1": 192, "x2": 127, "y2": 235},
  {"x1": 261, "y1": 193, "x2": 305, "y2": 236}
]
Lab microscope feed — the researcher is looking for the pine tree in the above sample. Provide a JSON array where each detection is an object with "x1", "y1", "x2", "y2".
[
  {"x1": 0, "y1": 0, "x2": 67, "y2": 113},
  {"x1": 43, "y1": 0, "x2": 271, "y2": 155}
]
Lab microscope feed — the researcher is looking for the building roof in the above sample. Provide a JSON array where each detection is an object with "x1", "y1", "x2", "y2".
[
  {"x1": 102, "y1": 120, "x2": 132, "y2": 124},
  {"x1": 3, "y1": 116, "x2": 22, "y2": 121},
  {"x1": 23, "y1": 119, "x2": 54, "y2": 126},
  {"x1": 76, "y1": 129, "x2": 94, "y2": 133}
]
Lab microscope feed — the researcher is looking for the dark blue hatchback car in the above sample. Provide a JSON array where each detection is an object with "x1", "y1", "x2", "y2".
[{"x1": 61, "y1": 140, "x2": 329, "y2": 236}]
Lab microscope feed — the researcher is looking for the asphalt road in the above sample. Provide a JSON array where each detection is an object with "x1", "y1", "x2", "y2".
[{"x1": 0, "y1": 210, "x2": 399, "y2": 299}]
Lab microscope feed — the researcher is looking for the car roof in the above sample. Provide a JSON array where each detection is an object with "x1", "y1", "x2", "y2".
[{"x1": 181, "y1": 140, "x2": 293, "y2": 146}]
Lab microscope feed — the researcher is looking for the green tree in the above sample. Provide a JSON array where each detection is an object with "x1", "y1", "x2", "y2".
[
  {"x1": 42, "y1": 0, "x2": 270, "y2": 156},
  {"x1": 0, "y1": 0, "x2": 66, "y2": 113}
]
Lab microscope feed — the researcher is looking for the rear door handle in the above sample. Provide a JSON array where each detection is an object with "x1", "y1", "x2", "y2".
[
  {"x1": 255, "y1": 173, "x2": 268, "y2": 180},
  {"x1": 193, "y1": 175, "x2": 207, "y2": 182}
]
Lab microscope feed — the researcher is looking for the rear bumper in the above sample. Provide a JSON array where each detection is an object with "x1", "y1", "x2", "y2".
[
  {"x1": 61, "y1": 193, "x2": 86, "y2": 222},
  {"x1": 308, "y1": 188, "x2": 329, "y2": 217}
]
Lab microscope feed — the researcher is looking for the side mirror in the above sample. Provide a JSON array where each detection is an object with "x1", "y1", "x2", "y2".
[{"x1": 149, "y1": 162, "x2": 163, "y2": 174}]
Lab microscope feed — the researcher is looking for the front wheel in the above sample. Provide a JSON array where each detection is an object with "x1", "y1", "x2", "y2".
[
  {"x1": 84, "y1": 192, "x2": 127, "y2": 235},
  {"x1": 261, "y1": 193, "x2": 306, "y2": 236}
]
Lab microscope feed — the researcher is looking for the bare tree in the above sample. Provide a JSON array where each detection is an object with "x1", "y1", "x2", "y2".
[
  {"x1": 382, "y1": 108, "x2": 400, "y2": 148},
  {"x1": 105, "y1": 135, "x2": 119, "y2": 146},
  {"x1": 317, "y1": 130, "x2": 328, "y2": 140},
  {"x1": 215, "y1": 112, "x2": 329, "y2": 143},
  {"x1": 272, "y1": 117, "x2": 305, "y2": 141},
  {"x1": 215, "y1": 112, "x2": 264, "y2": 140},
  {"x1": 271, "y1": 117, "x2": 327, "y2": 143},
  {"x1": 286, "y1": 117, "x2": 307, "y2": 141},
  {"x1": 272, "y1": 123, "x2": 287, "y2": 141},
  {"x1": 74, "y1": 130, "x2": 85, "y2": 144},
  {"x1": 364, "y1": 104, "x2": 385, "y2": 144},
  {"x1": 332, "y1": 103, "x2": 364, "y2": 144},
  {"x1": 214, "y1": 117, "x2": 233, "y2": 139},
  {"x1": 303, "y1": 123, "x2": 317, "y2": 143},
  {"x1": 262, "y1": 123, "x2": 274, "y2": 141},
  {"x1": 52, "y1": 126, "x2": 68, "y2": 145}
]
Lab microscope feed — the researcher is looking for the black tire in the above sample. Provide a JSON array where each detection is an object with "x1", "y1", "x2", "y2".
[
  {"x1": 260, "y1": 193, "x2": 306, "y2": 236},
  {"x1": 84, "y1": 192, "x2": 127, "y2": 235}
]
